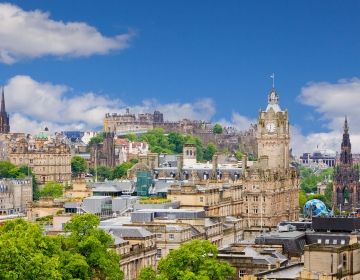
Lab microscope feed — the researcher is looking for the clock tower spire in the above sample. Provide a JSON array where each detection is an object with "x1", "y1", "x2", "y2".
[{"x1": 256, "y1": 87, "x2": 290, "y2": 169}]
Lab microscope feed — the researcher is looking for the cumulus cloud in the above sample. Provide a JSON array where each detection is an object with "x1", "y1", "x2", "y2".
[
  {"x1": 217, "y1": 112, "x2": 256, "y2": 131},
  {"x1": 5, "y1": 75, "x2": 216, "y2": 134},
  {"x1": 0, "y1": 3, "x2": 133, "y2": 64},
  {"x1": 292, "y1": 77, "x2": 360, "y2": 155}
]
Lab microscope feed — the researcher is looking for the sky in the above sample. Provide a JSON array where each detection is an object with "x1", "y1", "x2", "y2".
[{"x1": 0, "y1": 0, "x2": 360, "y2": 155}]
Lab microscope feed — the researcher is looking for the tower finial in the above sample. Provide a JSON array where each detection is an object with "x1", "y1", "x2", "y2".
[{"x1": 270, "y1": 73, "x2": 275, "y2": 88}]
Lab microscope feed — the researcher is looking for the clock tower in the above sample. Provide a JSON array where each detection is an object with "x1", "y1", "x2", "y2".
[{"x1": 256, "y1": 88, "x2": 290, "y2": 169}]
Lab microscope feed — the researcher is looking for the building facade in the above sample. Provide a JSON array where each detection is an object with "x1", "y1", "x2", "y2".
[
  {"x1": 0, "y1": 178, "x2": 32, "y2": 215},
  {"x1": 242, "y1": 88, "x2": 299, "y2": 234},
  {"x1": 333, "y1": 118, "x2": 360, "y2": 211},
  {"x1": 9, "y1": 130, "x2": 72, "y2": 184}
]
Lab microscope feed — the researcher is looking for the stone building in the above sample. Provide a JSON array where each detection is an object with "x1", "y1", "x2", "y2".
[
  {"x1": 0, "y1": 178, "x2": 32, "y2": 215},
  {"x1": 167, "y1": 183, "x2": 243, "y2": 218},
  {"x1": 333, "y1": 118, "x2": 360, "y2": 211},
  {"x1": 242, "y1": 88, "x2": 299, "y2": 235},
  {"x1": 103, "y1": 108, "x2": 257, "y2": 155},
  {"x1": 8, "y1": 129, "x2": 72, "y2": 184},
  {"x1": 0, "y1": 87, "x2": 10, "y2": 134},
  {"x1": 299, "y1": 235, "x2": 360, "y2": 279}
]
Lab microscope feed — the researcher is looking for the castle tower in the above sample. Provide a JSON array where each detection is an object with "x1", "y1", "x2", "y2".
[
  {"x1": 256, "y1": 88, "x2": 289, "y2": 169},
  {"x1": 333, "y1": 117, "x2": 359, "y2": 211},
  {"x1": 0, "y1": 87, "x2": 10, "y2": 133}
]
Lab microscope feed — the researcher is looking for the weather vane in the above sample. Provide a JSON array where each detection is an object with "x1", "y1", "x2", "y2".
[{"x1": 270, "y1": 73, "x2": 275, "y2": 88}]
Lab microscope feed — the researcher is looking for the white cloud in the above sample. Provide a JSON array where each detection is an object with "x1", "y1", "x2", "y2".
[
  {"x1": 292, "y1": 77, "x2": 360, "y2": 155},
  {"x1": 217, "y1": 112, "x2": 256, "y2": 131},
  {"x1": 0, "y1": 3, "x2": 133, "y2": 64},
  {"x1": 5, "y1": 75, "x2": 216, "y2": 134}
]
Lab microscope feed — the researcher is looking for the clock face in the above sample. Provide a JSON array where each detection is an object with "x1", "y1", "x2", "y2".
[{"x1": 266, "y1": 122, "x2": 276, "y2": 133}]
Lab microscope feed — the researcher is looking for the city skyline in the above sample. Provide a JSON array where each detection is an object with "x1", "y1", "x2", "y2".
[{"x1": 0, "y1": 1, "x2": 359, "y2": 155}]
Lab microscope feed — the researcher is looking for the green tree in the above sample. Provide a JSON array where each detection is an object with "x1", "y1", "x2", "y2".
[
  {"x1": 71, "y1": 156, "x2": 87, "y2": 177},
  {"x1": 113, "y1": 161, "x2": 135, "y2": 179},
  {"x1": 324, "y1": 182, "x2": 333, "y2": 206},
  {"x1": 141, "y1": 240, "x2": 235, "y2": 280},
  {"x1": 125, "y1": 133, "x2": 137, "y2": 141},
  {"x1": 167, "y1": 132, "x2": 186, "y2": 154},
  {"x1": 213, "y1": 124, "x2": 223, "y2": 134},
  {"x1": 39, "y1": 181, "x2": 63, "y2": 198},
  {"x1": 140, "y1": 128, "x2": 172, "y2": 154},
  {"x1": 95, "y1": 166, "x2": 113, "y2": 181},
  {"x1": 0, "y1": 215, "x2": 122, "y2": 280},
  {"x1": 64, "y1": 214, "x2": 123, "y2": 280},
  {"x1": 299, "y1": 190, "x2": 307, "y2": 211},
  {"x1": 203, "y1": 143, "x2": 217, "y2": 161},
  {"x1": 234, "y1": 150, "x2": 243, "y2": 160},
  {"x1": 138, "y1": 267, "x2": 157, "y2": 280},
  {"x1": 0, "y1": 219, "x2": 63, "y2": 280},
  {"x1": 87, "y1": 133, "x2": 105, "y2": 148}
]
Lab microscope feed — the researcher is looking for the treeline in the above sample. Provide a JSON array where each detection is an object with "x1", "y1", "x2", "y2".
[
  {"x1": 0, "y1": 215, "x2": 235, "y2": 280},
  {"x1": 299, "y1": 166, "x2": 333, "y2": 210},
  {"x1": 0, "y1": 214, "x2": 122, "y2": 279},
  {"x1": 89, "y1": 159, "x2": 138, "y2": 182},
  {"x1": 89, "y1": 128, "x2": 218, "y2": 162}
]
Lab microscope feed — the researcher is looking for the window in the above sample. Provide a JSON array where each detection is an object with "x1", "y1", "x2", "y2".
[
  {"x1": 245, "y1": 196, "x2": 248, "y2": 201},
  {"x1": 199, "y1": 197, "x2": 204, "y2": 202},
  {"x1": 239, "y1": 270, "x2": 247, "y2": 277},
  {"x1": 317, "y1": 239, "x2": 322, "y2": 244},
  {"x1": 343, "y1": 253, "x2": 347, "y2": 268},
  {"x1": 156, "y1": 249, "x2": 162, "y2": 258},
  {"x1": 341, "y1": 240, "x2": 345, "y2": 245},
  {"x1": 325, "y1": 239, "x2": 329, "y2": 244},
  {"x1": 254, "y1": 196, "x2": 258, "y2": 202},
  {"x1": 253, "y1": 208, "x2": 258, "y2": 214},
  {"x1": 156, "y1": 234, "x2": 162, "y2": 239},
  {"x1": 169, "y1": 234, "x2": 174, "y2": 240},
  {"x1": 333, "y1": 240, "x2": 338, "y2": 245}
]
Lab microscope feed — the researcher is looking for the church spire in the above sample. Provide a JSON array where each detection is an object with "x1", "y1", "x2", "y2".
[
  {"x1": 0, "y1": 87, "x2": 10, "y2": 133},
  {"x1": 340, "y1": 116, "x2": 352, "y2": 165},
  {"x1": 1, "y1": 86, "x2": 5, "y2": 114}
]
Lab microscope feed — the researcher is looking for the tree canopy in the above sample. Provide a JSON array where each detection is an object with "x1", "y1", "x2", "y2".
[
  {"x1": 0, "y1": 214, "x2": 122, "y2": 280},
  {"x1": 300, "y1": 167, "x2": 333, "y2": 193},
  {"x1": 39, "y1": 181, "x2": 64, "y2": 198},
  {"x1": 213, "y1": 124, "x2": 223, "y2": 134},
  {"x1": 139, "y1": 240, "x2": 235, "y2": 280},
  {"x1": 71, "y1": 156, "x2": 87, "y2": 177},
  {"x1": 90, "y1": 159, "x2": 138, "y2": 181},
  {"x1": 138, "y1": 129, "x2": 217, "y2": 162}
]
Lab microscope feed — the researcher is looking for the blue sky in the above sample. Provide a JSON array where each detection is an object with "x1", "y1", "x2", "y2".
[{"x1": 0, "y1": 1, "x2": 360, "y2": 153}]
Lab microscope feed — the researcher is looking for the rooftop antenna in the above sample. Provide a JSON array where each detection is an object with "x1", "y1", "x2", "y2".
[{"x1": 270, "y1": 73, "x2": 275, "y2": 88}]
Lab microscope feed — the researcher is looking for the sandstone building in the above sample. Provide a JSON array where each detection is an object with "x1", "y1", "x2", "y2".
[
  {"x1": 0, "y1": 178, "x2": 32, "y2": 215},
  {"x1": 8, "y1": 129, "x2": 72, "y2": 184},
  {"x1": 242, "y1": 88, "x2": 299, "y2": 235}
]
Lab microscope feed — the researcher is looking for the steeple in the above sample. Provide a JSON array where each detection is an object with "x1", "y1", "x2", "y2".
[
  {"x1": 340, "y1": 116, "x2": 352, "y2": 165},
  {"x1": 1, "y1": 87, "x2": 5, "y2": 114},
  {"x1": 0, "y1": 86, "x2": 10, "y2": 133}
]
